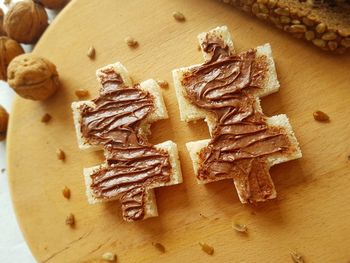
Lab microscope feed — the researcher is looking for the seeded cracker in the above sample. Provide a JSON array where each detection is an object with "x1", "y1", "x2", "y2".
[{"x1": 220, "y1": 0, "x2": 350, "y2": 53}]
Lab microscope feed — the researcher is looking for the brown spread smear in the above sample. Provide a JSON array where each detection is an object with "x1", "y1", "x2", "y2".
[
  {"x1": 182, "y1": 38, "x2": 292, "y2": 203},
  {"x1": 80, "y1": 69, "x2": 171, "y2": 221}
]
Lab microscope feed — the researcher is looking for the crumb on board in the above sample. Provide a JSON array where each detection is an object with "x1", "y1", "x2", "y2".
[
  {"x1": 313, "y1": 110, "x2": 330, "y2": 122},
  {"x1": 102, "y1": 252, "x2": 117, "y2": 262},
  {"x1": 65, "y1": 213, "x2": 75, "y2": 227},
  {"x1": 156, "y1": 80, "x2": 169, "y2": 89},
  {"x1": 232, "y1": 222, "x2": 248, "y2": 233},
  {"x1": 152, "y1": 242, "x2": 166, "y2": 253},
  {"x1": 41, "y1": 113, "x2": 52, "y2": 123},
  {"x1": 75, "y1": 89, "x2": 90, "y2": 99},
  {"x1": 62, "y1": 186, "x2": 71, "y2": 199},
  {"x1": 290, "y1": 251, "x2": 304, "y2": 263},
  {"x1": 87, "y1": 46, "x2": 96, "y2": 59},
  {"x1": 125, "y1": 36, "x2": 138, "y2": 48},
  {"x1": 173, "y1": 11, "x2": 186, "y2": 22},
  {"x1": 199, "y1": 242, "x2": 214, "y2": 255},
  {"x1": 56, "y1": 149, "x2": 65, "y2": 161}
]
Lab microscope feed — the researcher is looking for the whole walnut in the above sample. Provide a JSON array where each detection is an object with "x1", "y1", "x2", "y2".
[
  {"x1": 38, "y1": 0, "x2": 69, "y2": 9},
  {"x1": 0, "y1": 105, "x2": 8, "y2": 141},
  {"x1": 7, "y1": 53, "x2": 60, "y2": 101},
  {"x1": 0, "y1": 8, "x2": 6, "y2": 36},
  {"x1": 4, "y1": 0, "x2": 48, "y2": 44},
  {"x1": 0, "y1": 37, "x2": 24, "y2": 81}
]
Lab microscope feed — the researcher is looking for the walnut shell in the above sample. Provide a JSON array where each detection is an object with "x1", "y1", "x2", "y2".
[
  {"x1": 7, "y1": 54, "x2": 60, "y2": 101},
  {"x1": 0, "y1": 8, "x2": 6, "y2": 36},
  {"x1": 4, "y1": 0, "x2": 48, "y2": 44},
  {"x1": 0, "y1": 105, "x2": 8, "y2": 141},
  {"x1": 38, "y1": 0, "x2": 69, "y2": 10},
  {"x1": 0, "y1": 36, "x2": 24, "y2": 80}
]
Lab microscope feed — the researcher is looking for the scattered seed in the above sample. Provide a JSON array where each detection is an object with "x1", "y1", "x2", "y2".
[
  {"x1": 267, "y1": 0, "x2": 277, "y2": 8},
  {"x1": 75, "y1": 89, "x2": 90, "y2": 99},
  {"x1": 152, "y1": 242, "x2": 166, "y2": 253},
  {"x1": 305, "y1": 31, "x2": 315, "y2": 41},
  {"x1": 56, "y1": 149, "x2": 66, "y2": 161},
  {"x1": 87, "y1": 46, "x2": 96, "y2": 59},
  {"x1": 322, "y1": 32, "x2": 337, "y2": 41},
  {"x1": 338, "y1": 29, "x2": 350, "y2": 38},
  {"x1": 62, "y1": 186, "x2": 71, "y2": 199},
  {"x1": 312, "y1": 38, "x2": 326, "y2": 48},
  {"x1": 347, "y1": 155, "x2": 350, "y2": 161},
  {"x1": 199, "y1": 242, "x2": 214, "y2": 255},
  {"x1": 102, "y1": 252, "x2": 117, "y2": 262},
  {"x1": 156, "y1": 80, "x2": 169, "y2": 89},
  {"x1": 65, "y1": 213, "x2": 75, "y2": 227},
  {"x1": 280, "y1": 16, "x2": 291, "y2": 24},
  {"x1": 125, "y1": 36, "x2": 138, "y2": 48},
  {"x1": 199, "y1": 213, "x2": 208, "y2": 218},
  {"x1": 232, "y1": 222, "x2": 248, "y2": 233},
  {"x1": 173, "y1": 11, "x2": 186, "y2": 22},
  {"x1": 256, "y1": 13, "x2": 268, "y2": 20},
  {"x1": 1, "y1": 168, "x2": 5, "y2": 173},
  {"x1": 197, "y1": 44, "x2": 201, "y2": 51},
  {"x1": 252, "y1": 3, "x2": 259, "y2": 14},
  {"x1": 313, "y1": 110, "x2": 330, "y2": 122},
  {"x1": 328, "y1": 41, "x2": 338, "y2": 51},
  {"x1": 274, "y1": 7, "x2": 289, "y2": 16},
  {"x1": 302, "y1": 17, "x2": 314, "y2": 26},
  {"x1": 41, "y1": 113, "x2": 52, "y2": 123},
  {"x1": 289, "y1": 25, "x2": 307, "y2": 33},
  {"x1": 341, "y1": 38, "x2": 350, "y2": 48},
  {"x1": 290, "y1": 251, "x2": 304, "y2": 263},
  {"x1": 316, "y1": 23, "x2": 326, "y2": 34}
]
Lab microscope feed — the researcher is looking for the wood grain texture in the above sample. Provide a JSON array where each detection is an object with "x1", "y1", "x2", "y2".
[{"x1": 7, "y1": 0, "x2": 350, "y2": 262}]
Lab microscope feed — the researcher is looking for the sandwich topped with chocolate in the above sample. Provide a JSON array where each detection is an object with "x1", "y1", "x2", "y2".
[
  {"x1": 173, "y1": 26, "x2": 302, "y2": 203},
  {"x1": 72, "y1": 62, "x2": 182, "y2": 222}
]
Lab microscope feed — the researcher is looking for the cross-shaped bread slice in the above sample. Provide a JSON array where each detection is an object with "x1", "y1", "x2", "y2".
[
  {"x1": 172, "y1": 26, "x2": 302, "y2": 203},
  {"x1": 72, "y1": 62, "x2": 182, "y2": 221}
]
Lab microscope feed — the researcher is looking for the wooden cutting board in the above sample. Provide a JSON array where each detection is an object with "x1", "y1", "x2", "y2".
[{"x1": 7, "y1": 0, "x2": 350, "y2": 262}]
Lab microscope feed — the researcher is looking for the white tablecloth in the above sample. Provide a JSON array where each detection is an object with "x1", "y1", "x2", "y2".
[{"x1": 0, "y1": 84, "x2": 35, "y2": 262}]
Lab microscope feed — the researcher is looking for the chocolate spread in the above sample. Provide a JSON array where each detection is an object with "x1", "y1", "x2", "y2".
[
  {"x1": 182, "y1": 39, "x2": 291, "y2": 203},
  {"x1": 80, "y1": 69, "x2": 171, "y2": 221}
]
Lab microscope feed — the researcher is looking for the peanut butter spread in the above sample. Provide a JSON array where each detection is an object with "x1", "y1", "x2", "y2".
[
  {"x1": 182, "y1": 38, "x2": 292, "y2": 202},
  {"x1": 80, "y1": 69, "x2": 171, "y2": 221}
]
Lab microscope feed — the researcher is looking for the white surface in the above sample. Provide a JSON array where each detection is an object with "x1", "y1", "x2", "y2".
[
  {"x1": 0, "y1": 84, "x2": 35, "y2": 263},
  {"x1": 0, "y1": 2, "x2": 59, "y2": 262}
]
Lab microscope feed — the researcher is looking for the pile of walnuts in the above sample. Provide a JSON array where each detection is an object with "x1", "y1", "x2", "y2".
[{"x1": 0, "y1": 0, "x2": 67, "y2": 140}]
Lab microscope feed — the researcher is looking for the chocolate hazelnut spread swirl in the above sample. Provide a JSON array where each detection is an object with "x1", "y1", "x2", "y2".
[
  {"x1": 182, "y1": 39, "x2": 291, "y2": 203},
  {"x1": 80, "y1": 69, "x2": 171, "y2": 221}
]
